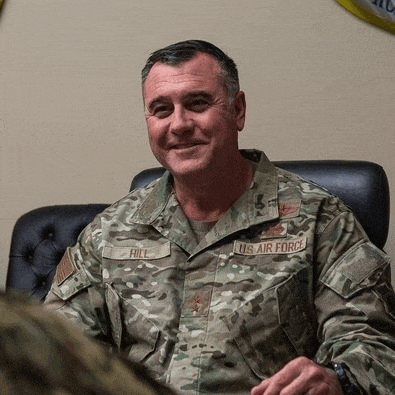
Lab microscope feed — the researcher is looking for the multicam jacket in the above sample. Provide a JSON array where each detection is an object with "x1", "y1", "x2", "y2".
[
  {"x1": 45, "y1": 150, "x2": 395, "y2": 395},
  {"x1": 0, "y1": 292, "x2": 175, "y2": 395}
]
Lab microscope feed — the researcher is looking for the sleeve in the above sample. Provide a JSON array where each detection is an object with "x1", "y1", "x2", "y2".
[
  {"x1": 313, "y1": 197, "x2": 395, "y2": 394},
  {"x1": 44, "y1": 215, "x2": 112, "y2": 345}
]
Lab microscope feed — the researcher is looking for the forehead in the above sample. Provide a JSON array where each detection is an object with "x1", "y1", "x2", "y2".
[{"x1": 143, "y1": 53, "x2": 223, "y2": 101}]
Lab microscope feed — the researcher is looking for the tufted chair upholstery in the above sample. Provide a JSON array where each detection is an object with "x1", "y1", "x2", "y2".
[
  {"x1": 7, "y1": 159, "x2": 390, "y2": 299},
  {"x1": 7, "y1": 204, "x2": 109, "y2": 299}
]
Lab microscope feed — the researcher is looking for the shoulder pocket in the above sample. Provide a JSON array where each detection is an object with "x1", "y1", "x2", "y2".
[{"x1": 321, "y1": 241, "x2": 390, "y2": 299}]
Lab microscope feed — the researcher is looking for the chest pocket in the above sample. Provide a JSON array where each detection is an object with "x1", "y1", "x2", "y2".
[
  {"x1": 105, "y1": 283, "x2": 160, "y2": 362},
  {"x1": 102, "y1": 241, "x2": 179, "y2": 374},
  {"x1": 222, "y1": 273, "x2": 318, "y2": 379},
  {"x1": 102, "y1": 242, "x2": 167, "y2": 359}
]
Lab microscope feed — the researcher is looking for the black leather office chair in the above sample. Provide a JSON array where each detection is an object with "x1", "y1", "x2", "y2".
[{"x1": 7, "y1": 160, "x2": 390, "y2": 299}]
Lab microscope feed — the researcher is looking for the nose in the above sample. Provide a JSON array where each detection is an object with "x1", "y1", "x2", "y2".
[{"x1": 169, "y1": 107, "x2": 193, "y2": 135}]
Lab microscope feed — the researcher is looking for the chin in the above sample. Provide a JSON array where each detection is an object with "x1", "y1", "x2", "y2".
[{"x1": 167, "y1": 160, "x2": 208, "y2": 179}]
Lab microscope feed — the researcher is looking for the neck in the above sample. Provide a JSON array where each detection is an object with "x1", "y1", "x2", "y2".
[{"x1": 173, "y1": 155, "x2": 252, "y2": 222}]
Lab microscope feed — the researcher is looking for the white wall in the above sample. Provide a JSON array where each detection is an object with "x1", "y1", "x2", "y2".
[{"x1": 1, "y1": 0, "x2": 395, "y2": 289}]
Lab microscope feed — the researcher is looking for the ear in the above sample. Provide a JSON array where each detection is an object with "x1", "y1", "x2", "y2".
[{"x1": 234, "y1": 91, "x2": 246, "y2": 131}]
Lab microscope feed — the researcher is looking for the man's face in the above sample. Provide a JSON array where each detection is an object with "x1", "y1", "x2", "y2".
[{"x1": 143, "y1": 53, "x2": 246, "y2": 179}]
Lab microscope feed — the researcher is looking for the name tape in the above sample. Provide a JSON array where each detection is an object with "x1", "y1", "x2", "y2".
[
  {"x1": 233, "y1": 237, "x2": 307, "y2": 256},
  {"x1": 103, "y1": 242, "x2": 171, "y2": 260}
]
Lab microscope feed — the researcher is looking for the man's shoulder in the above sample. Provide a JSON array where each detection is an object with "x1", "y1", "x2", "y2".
[
  {"x1": 275, "y1": 166, "x2": 333, "y2": 200},
  {"x1": 244, "y1": 149, "x2": 334, "y2": 201},
  {"x1": 100, "y1": 178, "x2": 162, "y2": 222},
  {"x1": 276, "y1": 166, "x2": 332, "y2": 193},
  {"x1": 274, "y1": 166, "x2": 351, "y2": 219},
  {"x1": 274, "y1": 166, "x2": 360, "y2": 238}
]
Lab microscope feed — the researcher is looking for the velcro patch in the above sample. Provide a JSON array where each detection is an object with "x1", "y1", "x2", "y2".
[
  {"x1": 278, "y1": 199, "x2": 301, "y2": 218},
  {"x1": 103, "y1": 242, "x2": 171, "y2": 260},
  {"x1": 56, "y1": 249, "x2": 77, "y2": 286},
  {"x1": 234, "y1": 237, "x2": 307, "y2": 256},
  {"x1": 182, "y1": 289, "x2": 212, "y2": 317},
  {"x1": 260, "y1": 223, "x2": 288, "y2": 239}
]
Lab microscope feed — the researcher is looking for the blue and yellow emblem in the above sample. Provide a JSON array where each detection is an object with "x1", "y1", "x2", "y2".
[{"x1": 336, "y1": 0, "x2": 395, "y2": 34}]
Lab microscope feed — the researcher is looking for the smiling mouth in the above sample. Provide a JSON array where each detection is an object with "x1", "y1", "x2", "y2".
[{"x1": 171, "y1": 142, "x2": 204, "y2": 150}]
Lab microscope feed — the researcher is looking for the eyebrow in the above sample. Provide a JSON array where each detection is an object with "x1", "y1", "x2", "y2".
[
  {"x1": 184, "y1": 91, "x2": 212, "y2": 100},
  {"x1": 146, "y1": 91, "x2": 213, "y2": 112}
]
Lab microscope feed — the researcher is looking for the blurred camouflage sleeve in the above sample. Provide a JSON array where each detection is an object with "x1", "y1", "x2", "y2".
[
  {"x1": 44, "y1": 213, "x2": 111, "y2": 343},
  {"x1": 0, "y1": 292, "x2": 176, "y2": 395},
  {"x1": 313, "y1": 198, "x2": 395, "y2": 393}
]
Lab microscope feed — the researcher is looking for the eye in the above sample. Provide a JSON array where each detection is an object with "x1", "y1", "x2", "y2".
[
  {"x1": 151, "y1": 104, "x2": 173, "y2": 119},
  {"x1": 187, "y1": 98, "x2": 210, "y2": 113}
]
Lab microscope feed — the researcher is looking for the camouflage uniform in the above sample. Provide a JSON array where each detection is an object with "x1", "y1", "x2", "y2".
[
  {"x1": 45, "y1": 149, "x2": 395, "y2": 394},
  {"x1": 0, "y1": 292, "x2": 175, "y2": 395}
]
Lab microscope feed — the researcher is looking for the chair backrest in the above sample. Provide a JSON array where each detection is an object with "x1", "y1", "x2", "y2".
[
  {"x1": 131, "y1": 160, "x2": 390, "y2": 250},
  {"x1": 7, "y1": 204, "x2": 108, "y2": 298},
  {"x1": 7, "y1": 159, "x2": 389, "y2": 298}
]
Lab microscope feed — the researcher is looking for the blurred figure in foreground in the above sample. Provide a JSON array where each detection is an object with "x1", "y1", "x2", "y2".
[{"x1": 0, "y1": 292, "x2": 175, "y2": 395}]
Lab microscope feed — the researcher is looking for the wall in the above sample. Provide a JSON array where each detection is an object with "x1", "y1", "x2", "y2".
[{"x1": 1, "y1": 0, "x2": 394, "y2": 289}]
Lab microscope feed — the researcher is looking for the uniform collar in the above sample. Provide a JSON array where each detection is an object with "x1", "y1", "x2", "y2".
[
  {"x1": 131, "y1": 170, "x2": 174, "y2": 224},
  {"x1": 131, "y1": 149, "x2": 280, "y2": 255}
]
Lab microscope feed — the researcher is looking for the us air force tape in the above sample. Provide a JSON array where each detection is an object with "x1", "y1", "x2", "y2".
[{"x1": 336, "y1": 0, "x2": 395, "y2": 34}]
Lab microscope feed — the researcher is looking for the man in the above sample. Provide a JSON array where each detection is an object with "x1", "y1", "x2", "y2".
[
  {"x1": 0, "y1": 292, "x2": 175, "y2": 395},
  {"x1": 45, "y1": 40, "x2": 395, "y2": 394}
]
